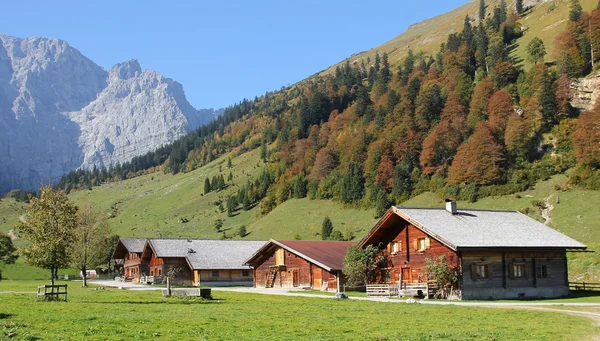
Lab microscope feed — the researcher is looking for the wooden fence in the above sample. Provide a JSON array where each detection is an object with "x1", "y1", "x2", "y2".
[{"x1": 569, "y1": 282, "x2": 600, "y2": 291}]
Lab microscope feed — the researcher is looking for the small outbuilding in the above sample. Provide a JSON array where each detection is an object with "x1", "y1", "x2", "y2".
[
  {"x1": 111, "y1": 238, "x2": 147, "y2": 282},
  {"x1": 360, "y1": 202, "x2": 587, "y2": 300},
  {"x1": 140, "y1": 239, "x2": 266, "y2": 286},
  {"x1": 245, "y1": 240, "x2": 355, "y2": 291}
]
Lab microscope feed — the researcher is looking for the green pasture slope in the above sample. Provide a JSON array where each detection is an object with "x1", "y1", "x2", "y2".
[{"x1": 0, "y1": 280, "x2": 598, "y2": 340}]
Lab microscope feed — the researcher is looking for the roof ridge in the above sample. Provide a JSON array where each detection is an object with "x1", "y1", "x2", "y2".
[{"x1": 394, "y1": 206, "x2": 518, "y2": 213}]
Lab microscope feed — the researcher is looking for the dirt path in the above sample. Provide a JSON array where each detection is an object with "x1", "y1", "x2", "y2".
[{"x1": 540, "y1": 194, "x2": 554, "y2": 225}]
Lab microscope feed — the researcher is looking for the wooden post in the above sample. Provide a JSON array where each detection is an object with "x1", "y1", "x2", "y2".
[
  {"x1": 167, "y1": 277, "x2": 171, "y2": 296},
  {"x1": 502, "y1": 252, "x2": 507, "y2": 289},
  {"x1": 336, "y1": 271, "x2": 341, "y2": 293},
  {"x1": 532, "y1": 258, "x2": 537, "y2": 288}
]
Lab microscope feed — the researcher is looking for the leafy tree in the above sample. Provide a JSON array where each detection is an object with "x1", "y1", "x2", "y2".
[
  {"x1": 71, "y1": 203, "x2": 110, "y2": 287},
  {"x1": 17, "y1": 186, "x2": 78, "y2": 286},
  {"x1": 339, "y1": 163, "x2": 365, "y2": 204},
  {"x1": 488, "y1": 89, "x2": 513, "y2": 136},
  {"x1": 468, "y1": 78, "x2": 494, "y2": 127},
  {"x1": 214, "y1": 219, "x2": 223, "y2": 232},
  {"x1": 0, "y1": 234, "x2": 18, "y2": 280},
  {"x1": 204, "y1": 178, "x2": 211, "y2": 194},
  {"x1": 237, "y1": 225, "x2": 247, "y2": 238},
  {"x1": 570, "y1": 0, "x2": 583, "y2": 22},
  {"x1": 424, "y1": 255, "x2": 458, "y2": 299},
  {"x1": 526, "y1": 37, "x2": 546, "y2": 65},
  {"x1": 447, "y1": 123, "x2": 505, "y2": 185},
  {"x1": 330, "y1": 230, "x2": 344, "y2": 241},
  {"x1": 321, "y1": 216, "x2": 333, "y2": 240},
  {"x1": 572, "y1": 105, "x2": 600, "y2": 167},
  {"x1": 342, "y1": 245, "x2": 386, "y2": 286},
  {"x1": 420, "y1": 120, "x2": 462, "y2": 175}
]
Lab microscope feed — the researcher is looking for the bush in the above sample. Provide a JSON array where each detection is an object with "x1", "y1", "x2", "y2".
[{"x1": 458, "y1": 183, "x2": 479, "y2": 203}]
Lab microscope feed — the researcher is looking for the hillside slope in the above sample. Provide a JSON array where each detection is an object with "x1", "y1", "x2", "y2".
[{"x1": 322, "y1": 0, "x2": 598, "y2": 74}]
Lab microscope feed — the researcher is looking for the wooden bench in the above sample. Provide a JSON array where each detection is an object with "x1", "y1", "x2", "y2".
[{"x1": 37, "y1": 285, "x2": 67, "y2": 301}]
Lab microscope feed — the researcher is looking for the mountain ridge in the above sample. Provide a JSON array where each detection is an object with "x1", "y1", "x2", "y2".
[{"x1": 0, "y1": 33, "x2": 222, "y2": 193}]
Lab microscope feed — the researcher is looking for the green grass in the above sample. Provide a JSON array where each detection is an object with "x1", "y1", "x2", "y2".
[
  {"x1": 0, "y1": 259, "x2": 79, "y2": 281},
  {"x1": 0, "y1": 280, "x2": 598, "y2": 340},
  {"x1": 248, "y1": 198, "x2": 377, "y2": 241},
  {"x1": 0, "y1": 197, "x2": 26, "y2": 247},
  {"x1": 68, "y1": 148, "x2": 267, "y2": 240},
  {"x1": 287, "y1": 289, "x2": 367, "y2": 298}
]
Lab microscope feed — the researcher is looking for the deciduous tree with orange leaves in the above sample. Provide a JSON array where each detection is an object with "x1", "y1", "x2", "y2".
[
  {"x1": 488, "y1": 89, "x2": 513, "y2": 136},
  {"x1": 572, "y1": 106, "x2": 600, "y2": 167},
  {"x1": 448, "y1": 123, "x2": 505, "y2": 185}
]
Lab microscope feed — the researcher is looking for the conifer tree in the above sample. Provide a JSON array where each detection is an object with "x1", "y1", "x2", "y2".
[
  {"x1": 204, "y1": 178, "x2": 211, "y2": 194},
  {"x1": 479, "y1": 0, "x2": 486, "y2": 21},
  {"x1": 570, "y1": 0, "x2": 583, "y2": 22},
  {"x1": 340, "y1": 163, "x2": 365, "y2": 204},
  {"x1": 516, "y1": 0, "x2": 524, "y2": 14},
  {"x1": 321, "y1": 216, "x2": 333, "y2": 240},
  {"x1": 374, "y1": 186, "x2": 391, "y2": 218}
]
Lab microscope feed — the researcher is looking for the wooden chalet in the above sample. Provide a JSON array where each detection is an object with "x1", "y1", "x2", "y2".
[
  {"x1": 360, "y1": 201, "x2": 587, "y2": 300},
  {"x1": 245, "y1": 240, "x2": 355, "y2": 291},
  {"x1": 111, "y1": 238, "x2": 147, "y2": 282},
  {"x1": 139, "y1": 239, "x2": 266, "y2": 286}
]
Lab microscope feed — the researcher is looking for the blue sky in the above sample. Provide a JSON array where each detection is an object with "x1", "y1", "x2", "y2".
[{"x1": 0, "y1": 1, "x2": 467, "y2": 109}]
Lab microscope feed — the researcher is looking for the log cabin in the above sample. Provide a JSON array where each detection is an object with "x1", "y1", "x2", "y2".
[
  {"x1": 139, "y1": 239, "x2": 266, "y2": 286},
  {"x1": 360, "y1": 201, "x2": 587, "y2": 300},
  {"x1": 111, "y1": 238, "x2": 147, "y2": 282},
  {"x1": 245, "y1": 240, "x2": 355, "y2": 291}
]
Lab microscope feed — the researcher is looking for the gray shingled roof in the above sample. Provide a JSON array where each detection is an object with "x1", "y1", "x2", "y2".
[
  {"x1": 120, "y1": 238, "x2": 147, "y2": 253},
  {"x1": 393, "y1": 207, "x2": 586, "y2": 250},
  {"x1": 149, "y1": 239, "x2": 267, "y2": 270}
]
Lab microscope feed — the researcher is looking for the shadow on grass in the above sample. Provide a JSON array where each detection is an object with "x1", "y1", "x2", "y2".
[
  {"x1": 80, "y1": 298, "x2": 226, "y2": 305},
  {"x1": 0, "y1": 313, "x2": 13, "y2": 319}
]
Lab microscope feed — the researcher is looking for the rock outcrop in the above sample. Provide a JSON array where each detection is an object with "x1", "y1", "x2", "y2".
[{"x1": 0, "y1": 34, "x2": 220, "y2": 192}]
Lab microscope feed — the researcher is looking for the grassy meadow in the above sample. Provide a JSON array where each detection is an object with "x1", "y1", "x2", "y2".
[{"x1": 0, "y1": 280, "x2": 598, "y2": 341}]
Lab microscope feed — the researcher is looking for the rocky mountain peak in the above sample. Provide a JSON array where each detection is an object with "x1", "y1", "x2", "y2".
[
  {"x1": 0, "y1": 34, "x2": 221, "y2": 193},
  {"x1": 109, "y1": 59, "x2": 142, "y2": 81}
]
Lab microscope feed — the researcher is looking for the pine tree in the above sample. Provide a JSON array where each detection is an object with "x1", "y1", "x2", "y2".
[
  {"x1": 321, "y1": 216, "x2": 333, "y2": 240},
  {"x1": 238, "y1": 225, "x2": 247, "y2": 238},
  {"x1": 374, "y1": 186, "x2": 391, "y2": 218},
  {"x1": 516, "y1": 0, "x2": 524, "y2": 14},
  {"x1": 204, "y1": 178, "x2": 211, "y2": 194},
  {"x1": 214, "y1": 219, "x2": 223, "y2": 232},
  {"x1": 479, "y1": 0, "x2": 486, "y2": 21},
  {"x1": 570, "y1": 0, "x2": 583, "y2": 22},
  {"x1": 293, "y1": 173, "x2": 308, "y2": 198},
  {"x1": 227, "y1": 157, "x2": 232, "y2": 168},
  {"x1": 340, "y1": 163, "x2": 365, "y2": 204},
  {"x1": 538, "y1": 68, "x2": 558, "y2": 128}
]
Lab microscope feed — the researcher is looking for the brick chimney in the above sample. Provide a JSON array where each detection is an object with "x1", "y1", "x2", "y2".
[{"x1": 445, "y1": 199, "x2": 457, "y2": 215}]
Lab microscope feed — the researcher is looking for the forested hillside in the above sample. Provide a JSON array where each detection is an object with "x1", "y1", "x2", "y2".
[{"x1": 58, "y1": 0, "x2": 600, "y2": 220}]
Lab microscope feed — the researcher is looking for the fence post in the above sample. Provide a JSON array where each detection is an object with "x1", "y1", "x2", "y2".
[{"x1": 583, "y1": 282, "x2": 586, "y2": 291}]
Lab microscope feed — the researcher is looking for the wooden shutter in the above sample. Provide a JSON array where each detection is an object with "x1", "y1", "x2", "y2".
[
  {"x1": 398, "y1": 241, "x2": 402, "y2": 252},
  {"x1": 413, "y1": 239, "x2": 418, "y2": 251},
  {"x1": 470, "y1": 264, "x2": 477, "y2": 280},
  {"x1": 387, "y1": 243, "x2": 391, "y2": 253},
  {"x1": 425, "y1": 237, "x2": 431, "y2": 249}
]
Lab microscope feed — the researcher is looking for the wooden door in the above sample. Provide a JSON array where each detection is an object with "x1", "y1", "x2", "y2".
[
  {"x1": 312, "y1": 268, "x2": 322, "y2": 289},
  {"x1": 401, "y1": 267, "x2": 412, "y2": 287},
  {"x1": 292, "y1": 270, "x2": 299, "y2": 287}
]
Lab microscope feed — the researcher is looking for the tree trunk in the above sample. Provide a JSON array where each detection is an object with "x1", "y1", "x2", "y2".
[
  {"x1": 50, "y1": 268, "x2": 55, "y2": 286},
  {"x1": 82, "y1": 265, "x2": 87, "y2": 287}
]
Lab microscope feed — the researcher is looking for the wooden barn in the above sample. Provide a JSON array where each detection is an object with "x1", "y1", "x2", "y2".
[
  {"x1": 111, "y1": 238, "x2": 147, "y2": 282},
  {"x1": 360, "y1": 201, "x2": 587, "y2": 300},
  {"x1": 245, "y1": 240, "x2": 355, "y2": 291},
  {"x1": 139, "y1": 239, "x2": 266, "y2": 286}
]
